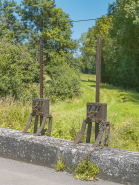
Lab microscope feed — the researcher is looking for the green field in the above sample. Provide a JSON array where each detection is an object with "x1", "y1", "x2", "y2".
[{"x1": 0, "y1": 74, "x2": 139, "y2": 152}]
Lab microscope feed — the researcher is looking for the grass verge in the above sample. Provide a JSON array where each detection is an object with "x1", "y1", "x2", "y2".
[{"x1": 0, "y1": 74, "x2": 139, "y2": 152}]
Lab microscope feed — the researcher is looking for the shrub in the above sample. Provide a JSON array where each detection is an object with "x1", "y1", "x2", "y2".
[
  {"x1": 54, "y1": 155, "x2": 67, "y2": 171},
  {"x1": 0, "y1": 39, "x2": 39, "y2": 98},
  {"x1": 74, "y1": 155, "x2": 99, "y2": 181},
  {"x1": 45, "y1": 64, "x2": 81, "y2": 101}
]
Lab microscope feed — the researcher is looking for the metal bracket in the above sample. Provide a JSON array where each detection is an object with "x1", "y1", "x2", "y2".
[{"x1": 86, "y1": 102, "x2": 107, "y2": 122}]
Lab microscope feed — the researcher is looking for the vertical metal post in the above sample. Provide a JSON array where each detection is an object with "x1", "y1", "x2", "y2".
[
  {"x1": 86, "y1": 122, "x2": 92, "y2": 143},
  {"x1": 96, "y1": 35, "x2": 101, "y2": 103},
  {"x1": 95, "y1": 35, "x2": 101, "y2": 140},
  {"x1": 40, "y1": 37, "x2": 44, "y2": 134},
  {"x1": 40, "y1": 37, "x2": 43, "y2": 99}
]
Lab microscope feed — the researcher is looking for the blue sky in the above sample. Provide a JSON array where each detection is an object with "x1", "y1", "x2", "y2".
[
  {"x1": 13, "y1": 0, "x2": 114, "y2": 41},
  {"x1": 55, "y1": 0, "x2": 114, "y2": 40}
]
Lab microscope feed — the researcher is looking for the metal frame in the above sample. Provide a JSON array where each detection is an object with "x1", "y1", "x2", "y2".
[
  {"x1": 74, "y1": 36, "x2": 110, "y2": 148},
  {"x1": 22, "y1": 37, "x2": 53, "y2": 136}
]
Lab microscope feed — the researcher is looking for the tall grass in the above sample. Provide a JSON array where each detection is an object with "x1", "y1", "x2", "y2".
[
  {"x1": 0, "y1": 74, "x2": 139, "y2": 152},
  {"x1": 0, "y1": 95, "x2": 33, "y2": 131}
]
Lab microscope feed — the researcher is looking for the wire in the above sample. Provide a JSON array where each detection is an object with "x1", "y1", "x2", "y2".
[
  {"x1": 0, "y1": 14, "x2": 139, "y2": 24},
  {"x1": 71, "y1": 14, "x2": 139, "y2": 23},
  {"x1": 72, "y1": 18, "x2": 97, "y2": 22}
]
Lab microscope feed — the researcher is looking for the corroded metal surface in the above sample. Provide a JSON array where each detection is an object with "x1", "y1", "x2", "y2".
[
  {"x1": 74, "y1": 35, "x2": 110, "y2": 149},
  {"x1": 74, "y1": 119, "x2": 87, "y2": 144},
  {"x1": 34, "y1": 116, "x2": 47, "y2": 136},
  {"x1": 90, "y1": 122, "x2": 104, "y2": 152},
  {"x1": 40, "y1": 37, "x2": 44, "y2": 134},
  {"x1": 22, "y1": 37, "x2": 52, "y2": 137},
  {"x1": 96, "y1": 35, "x2": 101, "y2": 103},
  {"x1": 40, "y1": 37, "x2": 43, "y2": 99},
  {"x1": 86, "y1": 103, "x2": 107, "y2": 122},
  {"x1": 95, "y1": 35, "x2": 101, "y2": 140},
  {"x1": 86, "y1": 122, "x2": 92, "y2": 143},
  {"x1": 22, "y1": 113, "x2": 33, "y2": 134},
  {"x1": 32, "y1": 98, "x2": 49, "y2": 116},
  {"x1": 103, "y1": 121, "x2": 110, "y2": 146},
  {"x1": 22, "y1": 98, "x2": 52, "y2": 137},
  {"x1": 47, "y1": 117, "x2": 52, "y2": 137},
  {"x1": 34, "y1": 115, "x2": 38, "y2": 133}
]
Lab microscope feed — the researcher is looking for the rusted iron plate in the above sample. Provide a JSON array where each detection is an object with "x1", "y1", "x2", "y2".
[
  {"x1": 22, "y1": 113, "x2": 33, "y2": 134},
  {"x1": 32, "y1": 98, "x2": 49, "y2": 116},
  {"x1": 74, "y1": 119, "x2": 87, "y2": 144},
  {"x1": 86, "y1": 102, "x2": 107, "y2": 122}
]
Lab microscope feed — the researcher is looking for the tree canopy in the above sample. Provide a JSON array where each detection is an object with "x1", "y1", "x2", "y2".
[
  {"x1": 79, "y1": 0, "x2": 139, "y2": 91},
  {"x1": 0, "y1": 0, "x2": 80, "y2": 99}
]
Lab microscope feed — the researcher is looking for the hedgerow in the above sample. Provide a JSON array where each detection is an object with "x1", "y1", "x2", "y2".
[{"x1": 0, "y1": 38, "x2": 39, "y2": 98}]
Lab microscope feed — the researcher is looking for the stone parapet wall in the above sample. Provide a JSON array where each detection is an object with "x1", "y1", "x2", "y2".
[{"x1": 0, "y1": 128, "x2": 139, "y2": 185}]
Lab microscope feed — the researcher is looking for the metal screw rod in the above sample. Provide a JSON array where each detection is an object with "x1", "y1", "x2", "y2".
[
  {"x1": 95, "y1": 35, "x2": 101, "y2": 140},
  {"x1": 96, "y1": 35, "x2": 101, "y2": 103},
  {"x1": 40, "y1": 37, "x2": 43, "y2": 98}
]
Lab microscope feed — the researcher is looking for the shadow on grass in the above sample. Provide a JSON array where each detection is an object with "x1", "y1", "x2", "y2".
[
  {"x1": 88, "y1": 83, "x2": 139, "y2": 104},
  {"x1": 81, "y1": 80, "x2": 96, "y2": 83}
]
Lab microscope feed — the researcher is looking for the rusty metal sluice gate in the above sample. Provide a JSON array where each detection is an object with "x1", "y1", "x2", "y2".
[
  {"x1": 22, "y1": 37, "x2": 52, "y2": 136},
  {"x1": 22, "y1": 36, "x2": 110, "y2": 149},
  {"x1": 74, "y1": 36, "x2": 110, "y2": 149}
]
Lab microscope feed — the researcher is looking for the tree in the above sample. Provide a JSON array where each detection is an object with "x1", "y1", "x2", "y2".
[
  {"x1": 79, "y1": 0, "x2": 139, "y2": 91},
  {"x1": 20, "y1": 0, "x2": 77, "y2": 69},
  {"x1": 79, "y1": 15, "x2": 113, "y2": 75},
  {"x1": 0, "y1": 38, "x2": 39, "y2": 97},
  {"x1": 0, "y1": 0, "x2": 80, "y2": 100},
  {"x1": 0, "y1": 0, "x2": 77, "y2": 68},
  {"x1": 105, "y1": 0, "x2": 139, "y2": 89},
  {"x1": 0, "y1": 0, "x2": 32, "y2": 44}
]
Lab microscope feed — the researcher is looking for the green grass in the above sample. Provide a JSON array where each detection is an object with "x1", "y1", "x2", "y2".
[
  {"x1": 74, "y1": 154, "x2": 99, "y2": 181},
  {"x1": 0, "y1": 74, "x2": 139, "y2": 152}
]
